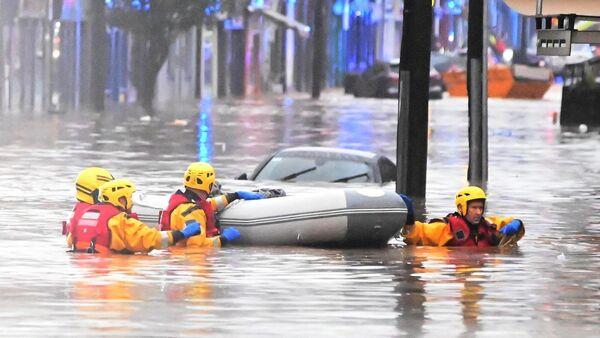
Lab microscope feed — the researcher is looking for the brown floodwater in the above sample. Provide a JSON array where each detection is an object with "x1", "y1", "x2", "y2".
[{"x1": 0, "y1": 89, "x2": 598, "y2": 336}]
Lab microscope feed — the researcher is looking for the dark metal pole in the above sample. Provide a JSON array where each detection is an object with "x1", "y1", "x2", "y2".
[
  {"x1": 396, "y1": 71, "x2": 409, "y2": 194},
  {"x1": 467, "y1": 0, "x2": 488, "y2": 188},
  {"x1": 311, "y1": 0, "x2": 326, "y2": 99},
  {"x1": 216, "y1": 20, "x2": 226, "y2": 98},
  {"x1": 194, "y1": 23, "x2": 203, "y2": 99},
  {"x1": 396, "y1": 0, "x2": 433, "y2": 199}
]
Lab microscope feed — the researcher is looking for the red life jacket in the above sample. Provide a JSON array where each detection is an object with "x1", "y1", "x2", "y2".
[
  {"x1": 70, "y1": 203, "x2": 122, "y2": 253},
  {"x1": 64, "y1": 202, "x2": 138, "y2": 236},
  {"x1": 160, "y1": 191, "x2": 219, "y2": 236},
  {"x1": 446, "y1": 214, "x2": 499, "y2": 247},
  {"x1": 65, "y1": 202, "x2": 91, "y2": 235}
]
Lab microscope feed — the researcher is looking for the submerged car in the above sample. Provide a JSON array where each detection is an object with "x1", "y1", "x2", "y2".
[
  {"x1": 346, "y1": 59, "x2": 444, "y2": 100},
  {"x1": 237, "y1": 147, "x2": 397, "y2": 185}
]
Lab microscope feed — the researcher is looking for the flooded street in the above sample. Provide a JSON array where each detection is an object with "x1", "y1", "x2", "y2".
[{"x1": 0, "y1": 89, "x2": 598, "y2": 336}]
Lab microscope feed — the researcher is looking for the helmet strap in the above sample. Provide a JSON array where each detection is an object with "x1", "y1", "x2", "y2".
[
  {"x1": 91, "y1": 189, "x2": 100, "y2": 203},
  {"x1": 117, "y1": 197, "x2": 129, "y2": 212}
]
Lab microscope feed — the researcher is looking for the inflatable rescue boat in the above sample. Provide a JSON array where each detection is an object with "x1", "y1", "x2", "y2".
[{"x1": 134, "y1": 188, "x2": 407, "y2": 248}]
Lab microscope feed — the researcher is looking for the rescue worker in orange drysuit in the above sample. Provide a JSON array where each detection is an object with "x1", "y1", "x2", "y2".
[
  {"x1": 67, "y1": 179, "x2": 200, "y2": 254},
  {"x1": 65, "y1": 167, "x2": 114, "y2": 236},
  {"x1": 401, "y1": 186, "x2": 524, "y2": 247},
  {"x1": 160, "y1": 162, "x2": 264, "y2": 248}
]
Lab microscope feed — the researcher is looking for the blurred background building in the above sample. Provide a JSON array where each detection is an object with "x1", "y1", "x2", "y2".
[{"x1": 0, "y1": 0, "x2": 595, "y2": 114}]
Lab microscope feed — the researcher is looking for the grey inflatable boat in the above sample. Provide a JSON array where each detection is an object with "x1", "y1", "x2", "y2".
[{"x1": 134, "y1": 188, "x2": 407, "y2": 247}]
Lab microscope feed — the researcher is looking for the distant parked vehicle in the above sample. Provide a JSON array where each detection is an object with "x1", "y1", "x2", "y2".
[{"x1": 344, "y1": 59, "x2": 444, "y2": 100}]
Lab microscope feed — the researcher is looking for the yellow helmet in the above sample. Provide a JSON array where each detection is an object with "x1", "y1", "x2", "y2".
[
  {"x1": 455, "y1": 186, "x2": 486, "y2": 216},
  {"x1": 75, "y1": 167, "x2": 114, "y2": 204},
  {"x1": 98, "y1": 179, "x2": 136, "y2": 211},
  {"x1": 183, "y1": 162, "x2": 215, "y2": 193}
]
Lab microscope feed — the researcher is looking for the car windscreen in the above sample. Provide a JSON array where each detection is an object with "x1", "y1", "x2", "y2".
[{"x1": 254, "y1": 155, "x2": 374, "y2": 183}]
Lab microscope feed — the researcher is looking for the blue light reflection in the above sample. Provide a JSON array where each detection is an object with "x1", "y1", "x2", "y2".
[{"x1": 197, "y1": 98, "x2": 214, "y2": 162}]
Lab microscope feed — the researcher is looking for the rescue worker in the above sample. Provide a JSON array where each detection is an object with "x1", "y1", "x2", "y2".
[
  {"x1": 160, "y1": 162, "x2": 264, "y2": 248},
  {"x1": 65, "y1": 167, "x2": 115, "y2": 236},
  {"x1": 401, "y1": 186, "x2": 524, "y2": 247},
  {"x1": 68, "y1": 179, "x2": 201, "y2": 254}
]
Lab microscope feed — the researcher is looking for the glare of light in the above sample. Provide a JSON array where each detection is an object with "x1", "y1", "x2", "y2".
[
  {"x1": 333, "y1": 0, "x2": 344, "y2": 16},
  {"x1": 51, "y1": 92, "x2": 60, "y2": 105},
  {"x1": 52, "y1": 50, "x2": 61, "y2": 59},
  {"x1": 54, "y1": 21, "x2": 61, "y2": 35},
  {"x1": 200, "y1": 131, "x2": 208, "y2": 142},
  {"x1": 355, "y1": 11, "x2": 362, "y2": 17},
  {"x1": 448, "y1": 32, "x2": 455, "y2": 42},
  {"x1": 283, "y1": 97, "x2": 294, "y2": 106},
  {"x1": 502, "y1": 48, "x2": 514, "y2": 63},
  {"x1": 303, "y1": 26, "x2": 311, "y2": 32},
  {"x1": 448, "y1": 1, "x2": 455, "y2": 9}
]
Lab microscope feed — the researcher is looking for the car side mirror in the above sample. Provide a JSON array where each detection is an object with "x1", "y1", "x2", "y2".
[{"x1": 236, "y1": 173, "x2": 248, "y2": 180}]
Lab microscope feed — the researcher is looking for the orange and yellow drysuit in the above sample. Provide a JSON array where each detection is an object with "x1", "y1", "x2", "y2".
[
  {"x1": 402, "y1": 213, "x2": 524, "y2": 247},
  {"x1": 68, "y1": 203, "x2": 181, "y2": 254},
  {"x1": 160, "y1": 190, "x2": 236, "y2": 248}
]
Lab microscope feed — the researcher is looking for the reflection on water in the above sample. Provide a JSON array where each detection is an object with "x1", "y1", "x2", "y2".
[
  {"x1": 337, "y1": 108, "x2": 374, "y2": 151},
  {"x1": 197, "y1": 99, "x2": 214, "y2": 163},
  {"x1": 0, "y1": 91, "x2": 598, "y2": 336}
]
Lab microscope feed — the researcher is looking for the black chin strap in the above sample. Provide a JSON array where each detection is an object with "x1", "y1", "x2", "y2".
[{"x1": 91, "y1": 189, "x2": 100, "y2": 203}]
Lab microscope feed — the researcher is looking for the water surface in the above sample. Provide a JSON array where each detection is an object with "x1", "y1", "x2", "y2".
[{"x1": 0, "y1": 89, "x2": 598, "y2": 336}]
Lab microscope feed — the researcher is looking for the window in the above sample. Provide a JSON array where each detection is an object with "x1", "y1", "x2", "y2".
[{"x1": 255, "y1": 155, "x2": 374, "y2": 183}]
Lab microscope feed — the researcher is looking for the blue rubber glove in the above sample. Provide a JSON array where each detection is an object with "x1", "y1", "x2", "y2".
[
  {"x1": 236, "y1": 190, "x2": 264, "y2": 200},
  {"x1": 399, "y1": 194, "x2": 415, "y2": 225},
  {"x1": 221, "y1": 227, "x2": 241, "y2": 241},
  {"x1": 499, "y1": 219, "x2": 522, "y2": 236},
  {"x1": 181, "y1": 221, "x2": 201, "y2": 238}
]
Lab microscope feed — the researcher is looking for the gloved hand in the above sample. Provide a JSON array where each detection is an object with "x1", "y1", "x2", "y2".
[
  {"x1": 236, "y1": 190, "x2": 264, "y2": 200},
  {"x1": 221, "y1": 227, "x2": 241, "y2": 241},
  {"x1": 181, "y1": 221, "x2": 201, "y2": 238},
  {"x1": 499, "y1": 219, "x2": 523, "y2": 236},
  {"x1": 399, "y1": 194, "x2": 415, "y2": 225}
]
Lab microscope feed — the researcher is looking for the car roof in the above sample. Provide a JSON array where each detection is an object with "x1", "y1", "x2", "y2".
[{"x1": 275, "y1": 147, "x2": 379, "y2": 161}]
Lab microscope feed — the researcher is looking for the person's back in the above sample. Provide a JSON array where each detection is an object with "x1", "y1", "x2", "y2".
[
  {"x1": 160, "y1": 162, "x2": 263, "y2": 248},
  {"x1": 65, "y1": 167, "x2": 114, "y2": 239},
  {"x1": 68, "y1": 179, "x2": 200, "y2": 254},
  {"x1": 162, "y1": 189, "x2": 224, "y2": 248}
]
